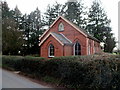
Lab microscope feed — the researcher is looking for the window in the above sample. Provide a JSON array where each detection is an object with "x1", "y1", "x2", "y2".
[
  {"x1": 49, "y1": 44, "x2": 54, "y2": 57},
  {"x1": 58, "y1": 23, "x2": 64, "y2": 31},
  {"x1": 74, "y1": 42, "x2": 81, "y2": 55},
  {"x1": 88, "y1": 44, "x2": 91, "y2": 55}
]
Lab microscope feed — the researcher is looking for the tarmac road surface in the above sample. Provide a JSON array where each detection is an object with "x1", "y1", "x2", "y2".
[{"x1": 2, "y1": 69, "x2": 50, "y2": 88}]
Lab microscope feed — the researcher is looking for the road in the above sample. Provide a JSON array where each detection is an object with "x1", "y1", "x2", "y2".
[{"x1": 2, "y1": 69, "x2": 51, "y2": 88}]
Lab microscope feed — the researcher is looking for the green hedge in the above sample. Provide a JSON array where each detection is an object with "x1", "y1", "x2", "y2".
[
  {"x1": 2, "y1": 55, "x2": 23, "y2": 70},
  {"x1": 2, "y1": 55, "x2": 120, "y2": 89}
]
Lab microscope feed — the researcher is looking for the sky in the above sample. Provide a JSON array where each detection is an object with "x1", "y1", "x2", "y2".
[{"x1": 3, "y1": 0, "x2": 119, "y2": 46}]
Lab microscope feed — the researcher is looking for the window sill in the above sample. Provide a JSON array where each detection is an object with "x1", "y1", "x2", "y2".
[
  {"x1": 48, "y1": 56, "x2": 55, "y2": 58},
  {"x1": 58, "y1": 30, "x2": 64, "y2": 32}
]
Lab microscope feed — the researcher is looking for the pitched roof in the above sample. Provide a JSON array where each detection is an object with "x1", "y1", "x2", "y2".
[
  {"x1": 58, "y1": 16, "x2": 100, "y2": 42},
  {"x1": 69, "y1": 21, "x2": 100, "y2": 42},
  {"x1": 52, "y1": 32, "x2": 72, "y2": 45},
  {"x1": 39, "y1": 32, "x2": 72, "y2": 46},
  {"x1": 39, "y1": 16, "x2": 100, "y2": 42}
]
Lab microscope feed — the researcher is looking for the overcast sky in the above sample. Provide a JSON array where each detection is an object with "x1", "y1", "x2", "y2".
[{"x1": 4, "y1": 0, "x2": 119, "y2": 42}]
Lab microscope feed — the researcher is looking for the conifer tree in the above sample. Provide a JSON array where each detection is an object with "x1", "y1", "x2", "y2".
[
  {"x1": 86, "y1": 0, "x2": 111, "y2": 42},
  {"x1": 86, "y1": 0, "x2": 116, "y2": 52},
  {"x1": 64, "y1": 0, "x2": 87, "y2": 29},
  {"x1": 44, "y1": 2, "x2": 63, "y2": 26},
  {"x1": 2, "y1": 1, "x2": 24, "y2": 55}
]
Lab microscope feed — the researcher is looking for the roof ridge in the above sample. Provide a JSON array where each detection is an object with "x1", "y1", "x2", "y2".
[
  {"x1": 39, "y1": 32, "x2": 64, "y2": 46},
  {"x1": 39, "y1": 16, "x2": 100, "y2": 42},
  {"x1": 60, "y1": 16, "x2": 100, "y2": 42}
]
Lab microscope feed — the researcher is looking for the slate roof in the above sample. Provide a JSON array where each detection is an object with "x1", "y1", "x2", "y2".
[{"x1": 51, "y1": 32, "x2": 72, "y2": 45}]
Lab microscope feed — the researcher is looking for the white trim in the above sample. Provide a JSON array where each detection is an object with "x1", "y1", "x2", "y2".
[
  {"x1": 51, "y1": 34, "x2": 64, "y2": 45},
  {"x1": 58, "y1": 23, "x2": 64, "y2": 31},
  {"x1": 73, "y1": 43, "x2": 75, "y2": 56},
  {"x1": 39, "y1": 29, "x2": 49, "y2": 40},
  {"x1": 39, "y1": 33, "x2": 51, "y2": 46},
  {"x1": 48, "y1": 56, "x2": 55, "y2": 58},
  {"x1": 73, "y1": 42, "x2": 81, "y2": 56},
  {"x1": 60, "y1": 33, "x2": 72, "y2": 43},
  {"x1": 88, "y1": 40, "x2": 91, "y2": 55},
  {"x1": 39, "y1": 16, "x2": 87, "y2": 41},
  {"x1": 88, "y1": 44, "x2": 91, "y2": 55},
  {"x1": 39, "y1": 32, "x2": 64, "y2": 46},
  {"x1": 60, "y1": 16, "x2": 87, "y2": 37},
  {"x1": 39, "y1": 17, "x2": 60, "y2": 40},
  {"x1": 86, "y1": 38, "x2": 89, "y2": 55},
  {"x1": 50, "y1": 16, "x2": 61, "y2": 28},
  {"x1": 48, "y1": 44, "x2": 55, "y2": 57}
]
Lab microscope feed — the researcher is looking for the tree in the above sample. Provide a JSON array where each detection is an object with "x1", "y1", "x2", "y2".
[
  {"x1": 2, "y1": 1, "x2": 13, "y2": 19},
  {"x1": 86, "y1": 0, "x2": 116, "y2": 52},
  {"x1": 29, "y1": 8, "x2": 43, "y2": 54},
  {"x1": 64, "y1": 0, "x2": 87, "y2": 29},
  {"x1": 12, "y1": 6, "x2": 22, "y2": 30},
  {"x1": 2, "y1": 18, "x2": 24, "y2": 55},
  {"x1": 21, "y1": 8, "x2": 43, "y2": 55},
  {"x1": 2, "y1": 1, "x2": 24, "y2": 55},
  {"x1": 44, "y1": 2, "x2": 64, "y2": 26},
  {"x1": 104, "y1": 29, "x2": 116, "y2": 53},
  {"x1": 86, "y1": 1, "x2": 111, "y2": 42}
]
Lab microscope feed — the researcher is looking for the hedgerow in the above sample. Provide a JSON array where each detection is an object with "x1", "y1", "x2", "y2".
[{"x1": 2, "y1": 54, "x2": 120, "y2": 89}]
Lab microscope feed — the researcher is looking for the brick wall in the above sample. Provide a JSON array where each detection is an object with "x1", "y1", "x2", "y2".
[
  {"x1": 40, "y1": 17, "x2": 101, "y2": 58},
  {"x1": 40, "y1": 35, "x2": 63, "y2": 58}
]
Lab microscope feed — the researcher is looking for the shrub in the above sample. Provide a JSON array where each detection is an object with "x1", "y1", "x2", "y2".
[
  {"x1": 44, "y1": 55, "x2": 120, "y2": 88},
  {"x1": 2, "y1": 55, "x2": 46, "y2": 73},
  {"x1": 2, "y1": 54, "x2": 120, "y2": 89},
  {"x1": 20, "y1": 56, "x2": 46, "y2": 76},
  {"x1": 84, "y1": 58, "x2": 120, "y2": 89},
  {"x1": 2, "y1": 55, "x2": 23, "y2": 70},
  {"x1": 44, "y1": 56, "x2": 87, "y2": 87}
]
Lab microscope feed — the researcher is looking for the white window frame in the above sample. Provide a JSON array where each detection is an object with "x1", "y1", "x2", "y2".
[
  {"x1": 58, "y1": 23, "x2": 64, "y2": 31},
  {"x1": 73, "y1": 42, "x2": 81, "y2": 56},
  {"x1": 88, "y1": 44, "x2": 91, "y2": 55},
  {"x1": 48, "y1": 44, "x2": 55, "y2": 57}
]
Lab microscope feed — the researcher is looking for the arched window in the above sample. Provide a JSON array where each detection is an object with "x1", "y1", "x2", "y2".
[
  {"x1": 58, "y1": 23, "x2": 64, "y2": 31},
  {"x1": 74, "y1": 42, "x2": 81, "y2": 55},
  {"x1": 49, "y1": 44, "x2": 54, "y2": 57},
  {"x1": 88, "y1": 44, "x2": 91, "y2": 55}
]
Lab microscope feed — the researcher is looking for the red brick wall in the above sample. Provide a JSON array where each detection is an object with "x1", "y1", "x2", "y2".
[
  {"x1": 40, "y1": 35, "x2": 63, "y2": 58},
  {"x1": 40, "y1": 18, "x2": 88, "y2": 55},
  {"x1": 40, "y1": 18, "x2": 101, "y2": 58},
  {"x1": 40, "y1": 18, "x2": 86, "y2": 43},
  {"x1": 64, "y1": 45, "x2": 73, "y2": 56}
]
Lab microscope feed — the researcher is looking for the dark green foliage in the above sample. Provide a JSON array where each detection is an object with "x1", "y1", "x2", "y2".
[
  {"x1": 2, "y1": 1, "x2": 43, "y2": 55},
  {"x1": 2, "y1": 1, "x2": 24, "y2": 55},
  {"x1": 86, "y1": 0, "x2": 116, "y2": 52},
  {"x1": 42, "y1": 76, "x2": 60, "y2": 84},
  {"x1": 86, "y1": 1, "x2": 111, "y2": 42},
  {"x1": 2, "y1": 2, "x2": 14, "y2": 19},
  {"x1": 20, "y1": 56, "x2": 46, "y2": 76},
  {"x1": 2, "y1": 55, "x2": 120, "y2": 89},
  {"x1": 2, "y1": 55, "x2": 23, "y2": 70},
  {"x1": 44, "y1": 2, "x2": 63, "y2": 26},
  {"x1": 22, "y1": 8, "x2": 43, "y2": 55},
  {"x1": 104, "y1": 34, "x2": 116, "y2": 53},
  {"x1": 64, "y1": 1, "x2": 87, "y2": 29}
]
